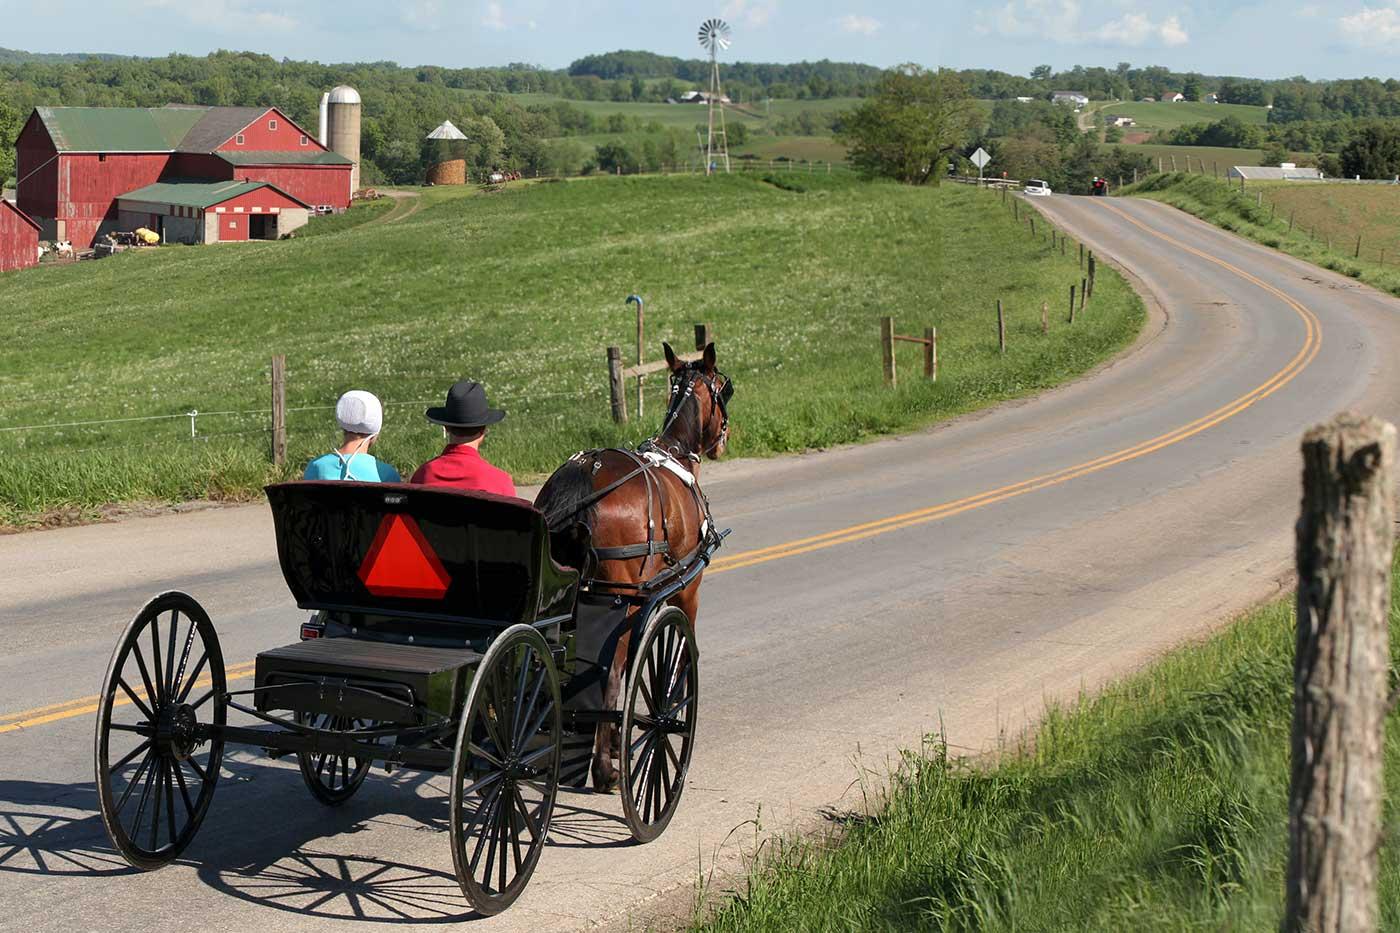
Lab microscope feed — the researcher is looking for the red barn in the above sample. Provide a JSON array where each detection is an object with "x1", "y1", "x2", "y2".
[
  {"x1": 115, "y1": 179, "x2": 312, "y2": 244},
  {"x1": 0, "y1": 199, "x2": 40, "y2": 272},
  {"x1": 16, "y1": 105, "x2": 353, "y2": 248}
]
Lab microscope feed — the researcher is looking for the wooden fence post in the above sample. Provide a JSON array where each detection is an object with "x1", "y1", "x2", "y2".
[
  {"x1": 270, "y1": 354, "x2": 286, "y2": 467},
  {"x1": 997, "y1": 300, "x2": 1006, "y2": 352},
  {"x1": 1029, "y1": 216, "x2": 1036, "y2": 237},
  {"x1": 880, "y1": 316, "x2": 896, "y2": 388},
  {"x1": 924, "y1": 327, "x2": 936, "y2": 380},
  {"x1": 1079, "y1": 242, "x2": 1084, "y2": 269},
  {"x1": 1069, "y1": 285, "x2": 1077, "y2": 324},
  {"x1": 694, "y1": 322, "x2": 713, "y2": 351},
  {"x1": 1285, "y1": 413, "x2": 1394, "y2": 933},
  {"x1": 1081, "y1": 277, "x2": 1088, "y2": 312},
  {"x1": 1356, "y1": 234, "x2": 1363, "y2": 260},
  {"x1": 607, "y1": 346, "x2": 628, "y2": 423},
  {"x1": 1290, "y1": 209, "x2": 1296, "y2": 233},
  {"x1": 1087, "y1": 255, "x2": 1097, "y2": 297},
  {"x1": 1041, "y1": 300, "x2": 1048, "y2": 335}
]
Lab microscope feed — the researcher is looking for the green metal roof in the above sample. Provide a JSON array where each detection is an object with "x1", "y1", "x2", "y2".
[
  {"x1": 36, "y1": 106, "x2": 206, "y2": 152},
  {"x1": 220, "y1": 150, "x2": 352, "y2": 166},
  {"x1": 116, "y1": 179, "x2": 279, "y2": 209}
]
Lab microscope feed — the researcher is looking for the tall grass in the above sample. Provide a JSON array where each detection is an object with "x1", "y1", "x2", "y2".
[
  {"x1": 0, "y1": 175, "x2": 1142, "y2": 525},
  {"x1": 695, "y1": 558, "x2": 1400, "y2": 931}
]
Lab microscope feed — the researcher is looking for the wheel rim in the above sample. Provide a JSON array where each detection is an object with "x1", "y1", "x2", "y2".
[
  {"x1": 297, "y1": 713, "x2": 374, "y2": 805},
  {"x1": 621, "y1": 609, "x2": 698, "y2": 842},
  {"x1": 450, "y1": 626, "x2": 560, "y2": 915},
  {"x1": 94, "y1": 592, "x2": 225, "y2": 869}
]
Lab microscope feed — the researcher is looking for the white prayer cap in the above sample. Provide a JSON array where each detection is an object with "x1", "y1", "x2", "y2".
[{"x1": 335, "y1": 390, "x2": 383, "y2": 436}]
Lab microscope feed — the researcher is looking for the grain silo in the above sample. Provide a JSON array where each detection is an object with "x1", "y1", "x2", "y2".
[{"x1": 326, "y1": 85, "x2": 362, "y2": 193}]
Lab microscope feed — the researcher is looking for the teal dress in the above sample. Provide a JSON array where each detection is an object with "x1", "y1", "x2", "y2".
[{"x1": 303, "y1": 452, "x2": 402, "y2": 483}]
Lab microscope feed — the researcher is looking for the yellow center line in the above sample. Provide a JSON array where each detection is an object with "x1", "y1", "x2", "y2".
[{"x1": 0, "y1": 200, "x2": 1320, "y2": 735}]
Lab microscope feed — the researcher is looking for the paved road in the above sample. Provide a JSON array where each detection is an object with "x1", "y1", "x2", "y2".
[{"x1": 4, "y1": 196, "x2": 1400, "y2": 931}]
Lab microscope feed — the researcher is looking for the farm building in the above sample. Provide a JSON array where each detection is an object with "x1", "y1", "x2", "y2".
[
  {"x1": 115, "y1": 180, "x2": 311, "y2": 244},
  {"x1": 1052, "y1": 91, "x2": 1090, "y2": 107},
  {"x1": 1105, "y1": 115, "x2": 1136, "y2": 127},
  {"x1": 15, "y1": 103, "x2": 353, "y2": 248},
  {"x1": 1228, "y1": 165, "x2": 1323, "y2": 181},
  {"x1": 0, "y1": 198, "x2": 40, "y2": 272},
  {"x1": 1161, "y1": 92, "x2": 1185, "y2": 103}
]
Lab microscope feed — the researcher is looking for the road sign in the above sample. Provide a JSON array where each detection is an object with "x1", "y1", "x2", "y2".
[{"x1": 970, "y1": 148, "x2": 991, "y2": 169}]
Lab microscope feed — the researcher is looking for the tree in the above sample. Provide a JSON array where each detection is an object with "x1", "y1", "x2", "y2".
[
  {"x1": 0, "y1": 99, "x2": 20, "y2": 184},
  {"x1": 1182, "y1": 76, "x2": 1202, "y2": 102},
  {"x1": 1031, "y1": 64, "x2": 1052, "y2": 81},
  {"x1": 1340, "y1": 122, "x2": 1400, "y2": 178},
  {"x1": 837, "y1": 64, "x2": 977, "y2": 185}
]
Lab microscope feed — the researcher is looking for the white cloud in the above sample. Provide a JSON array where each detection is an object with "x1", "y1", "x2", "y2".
[
  {"x1": 722, "y1": 0, "x2": 778, "y2": 28},
  {"x1": 482, "y1": 0, "x2": 506, "y2": 30},
  {"x1": 838, "y1": 13, "x2": 882, "y2": 35},
  {"x1": 138, "y1": 0, "x2": 297, "y2": 32},
  {"x1": 399, "y1": 0, "x2": 442, "y2": 29},
  {"x1": 1339, "y1": 4, "x2": 1400, "y2": 47},
  {"x1": 976, "y1": 0, "x2": 1189, "y2": 47}
]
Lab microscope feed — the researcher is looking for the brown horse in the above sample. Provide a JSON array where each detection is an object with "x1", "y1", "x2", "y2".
[{"x1": 535, "y1": 341, "x2": 732, "y2": 792}]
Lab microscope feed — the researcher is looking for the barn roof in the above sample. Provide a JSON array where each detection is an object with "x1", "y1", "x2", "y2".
[
  {"x1": 178, "y1": 107, "x2": 269, "y2": 152},
  {"x1": 117, "y1": 178, "x2": 311, "y2": 209},
  {"x1": 220, "y1": 150, "x2": 352, "y2": 166},
  {"x1": 1228, "y1": 165, "x2": 1323, "y2": 180},
  {"x1": 35, "y1": 106, "x2": 205, "y2": 152}
]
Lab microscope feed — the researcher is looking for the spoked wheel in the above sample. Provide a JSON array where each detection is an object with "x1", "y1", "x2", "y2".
[
  {"x1": 94, "y1": 591, "x2": 226, "y2": 870},
  {"x1": 620, "y1": 606, "x2": 699, "y2": 843},
  {"x1": 296, "y1": 713, "x2": 375, "y2": 806},
  {"x1": 449, "y1": 624, "x2": 562, "y2": 916}
]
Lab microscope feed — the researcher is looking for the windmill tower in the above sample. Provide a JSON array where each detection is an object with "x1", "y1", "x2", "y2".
[{"x1": 698, "y1": 18, "x2": 731, "y2": 176}]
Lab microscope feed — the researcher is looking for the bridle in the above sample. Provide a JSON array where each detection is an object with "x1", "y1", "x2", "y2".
[{"x1": 655, "y1": 365, "x2": 733, "y2": 460}]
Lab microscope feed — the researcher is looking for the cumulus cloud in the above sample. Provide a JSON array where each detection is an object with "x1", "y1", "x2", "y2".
[
  {"x1": 976, "y1": 0, "x2": 1189, "y2": 47},
  {"x1": 481, "y1": 0, "x2": 507, "y2": 30},
  {"x1": 722, "y1": 0, "x2": 778, "y2": 28},
  {"x1": 839, "y1": 13, "x2": 882, "y2": 35},
  {"x1": 1339, "y1": 4, "x2": 1400, "y2": 46}
]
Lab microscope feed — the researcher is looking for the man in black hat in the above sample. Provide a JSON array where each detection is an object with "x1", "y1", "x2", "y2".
[{"x1": 410, "y1": 381, "x2": 517, "y2": 497}]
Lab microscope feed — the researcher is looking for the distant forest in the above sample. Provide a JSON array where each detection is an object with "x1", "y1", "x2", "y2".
[{"x1": 5, "y1": 48, "x2": 1400, "y2": 186}]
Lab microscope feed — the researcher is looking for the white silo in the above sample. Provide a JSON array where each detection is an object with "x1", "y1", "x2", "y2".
[{"x1": 326, "y1": 85, "x2": 362, "y2": 194}]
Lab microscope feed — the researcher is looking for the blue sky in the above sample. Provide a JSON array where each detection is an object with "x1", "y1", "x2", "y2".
[{"x1": 2, "y1": 0, "x2": 1399, "y2": 80}]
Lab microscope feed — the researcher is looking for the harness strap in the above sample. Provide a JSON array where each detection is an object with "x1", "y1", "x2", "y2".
[{"x1": 593, "y1": 540, "x2": 672, "y2": 560}]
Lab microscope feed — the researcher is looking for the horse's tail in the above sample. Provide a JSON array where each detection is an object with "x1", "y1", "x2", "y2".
[{"x1": 535, "y1": 455, "x2": 599, "y2": 572}]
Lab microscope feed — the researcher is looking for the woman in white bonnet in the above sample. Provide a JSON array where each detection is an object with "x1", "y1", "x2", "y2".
[{"x1": 302, "y1": 390, "x2": 403, "y2": 482}]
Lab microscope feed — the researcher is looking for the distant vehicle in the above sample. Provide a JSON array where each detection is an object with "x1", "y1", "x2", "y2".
[
  {"x1": 1091, "y1": 177, "x2": 1108, "y2": 196},
  {"x1": 1023, "y1": 179, "x2": 1052, "y2": 196}
]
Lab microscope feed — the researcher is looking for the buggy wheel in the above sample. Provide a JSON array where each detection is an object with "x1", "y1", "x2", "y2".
[
  {"x1": 449, "y1": 624, "x2": 561, "y2": 916},
  {"x1": 620, "y1": 606, "x2": 698, "y2": 843},
  {"x1": 94, "y1": 591, "x2": 225, "y2": 870},
  {"x1": 296, "y1": 713, "x2": 375, "y2": 806}
]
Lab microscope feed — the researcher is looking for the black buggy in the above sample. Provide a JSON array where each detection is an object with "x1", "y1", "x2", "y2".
[{"x1": 92, "y1": 480, "x2": 722, "y2": 915}]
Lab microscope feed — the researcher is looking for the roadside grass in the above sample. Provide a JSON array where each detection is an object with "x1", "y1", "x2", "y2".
[
  {"x1": 1108, "y1": 101, "x2": 1270, "y2": 134},
  {"x1": 694, "y1": 553, "x2": 1400, "y2": 932},
  {"x1": 1122, "y1": 172, "x2": 1400, "y2": 297},
  {"x1": 0, "y1": 175, "x2": 1142, "y2": 526}
]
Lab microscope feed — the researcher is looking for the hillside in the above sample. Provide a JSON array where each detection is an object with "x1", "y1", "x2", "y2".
[
  {"x1": 1107, "y1": 100, "x2": 1268, "y2": 134},
  {"x1": 0, "y1": 174, "x2": 1143, "y2": 525}
]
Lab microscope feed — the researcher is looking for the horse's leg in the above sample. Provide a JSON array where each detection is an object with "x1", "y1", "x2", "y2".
[{"x1": 591, "y1": 616, "x2": 633, "y2": 794}]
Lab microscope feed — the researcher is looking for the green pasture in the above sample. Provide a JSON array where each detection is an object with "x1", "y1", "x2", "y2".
[
  {"x1": 1108, "y1": 100, "x2": 1269, "y2": 133},
  {"x1": 695, "y1": 551, "x2": 1400, "y2": 931},
  {"x1": 0, "y1": 174, "x2": 1141, "y2": 526},
  {"x1": 1121, "y1": 142, "x2": 1267, "y2": 173}
]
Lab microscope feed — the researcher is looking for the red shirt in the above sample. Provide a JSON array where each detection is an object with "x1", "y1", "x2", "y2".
[{"x1": 410, "y1": 444, "x2": 517, "y2": 498}]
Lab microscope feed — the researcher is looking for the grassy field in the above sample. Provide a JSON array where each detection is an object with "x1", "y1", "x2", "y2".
[
  {"x1": 732, "y1": 135, "x2": 847, "y2": 162},
  {"x1": 1120, "y1": 142, "x2": 1267, "y2": 172},
  {"x1": 695, "y1": 552, "x2": 1400, "y2": 931},
  {"x1": 0, "y1": 174, "x2": 1142, "y2": 526},
  {"x1": 1107, "y1": 100, "x2": 1269, "y2": 134},
  {"x1": 1123, "y1": 172, "x2": 1400, "y2": 297}
]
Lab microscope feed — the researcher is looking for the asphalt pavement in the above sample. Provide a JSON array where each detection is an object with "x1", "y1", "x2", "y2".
[{"x1": 3, "y1": 195, "x2": 1399, "y2": 931}]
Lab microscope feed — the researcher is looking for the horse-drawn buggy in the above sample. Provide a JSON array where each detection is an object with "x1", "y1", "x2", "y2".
[{"x1": 93, "y1": 343, "x2": 732, "y2": 916}]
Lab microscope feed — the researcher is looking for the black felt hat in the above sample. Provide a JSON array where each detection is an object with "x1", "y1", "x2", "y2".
[{"x1": 425, "y1": 381, "x2": 506, "y2": 428}]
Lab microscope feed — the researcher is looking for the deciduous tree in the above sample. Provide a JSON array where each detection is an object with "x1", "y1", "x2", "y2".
[{"x1": 837, "y1": 65, "x2": 977, "y2": 186}]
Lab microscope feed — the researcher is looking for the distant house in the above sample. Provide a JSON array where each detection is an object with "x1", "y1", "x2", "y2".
[
  {"x1": 1203, "y1": 93, "x2": 1219, "y2": 104},
  {"x1": 1228, "y1": 165, "x2": 1323, "y2": 181},
  {"x1": 678, "y1": 90, "x2": 730, "y2": 104},
  {"x1": 1161, "y1": 92, "x2": 1185, "y2": 103},
  {"x1": 1106, "y1": 115, "x2": 1136, "y2": 127},
  {"x1": 1051, "y1": 91, "x2": 1090, "y2": 108},
  {"x1": 1015, "y1": 96, "x2": 1035, "y2": 103},
  {"x1": 1140, "y1": 96, "x2": 1156, "y2": 103}
]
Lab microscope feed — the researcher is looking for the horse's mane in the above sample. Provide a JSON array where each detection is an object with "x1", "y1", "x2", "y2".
[{"x1": 535, "y1": 455, "x2": 599, "y2": 570}]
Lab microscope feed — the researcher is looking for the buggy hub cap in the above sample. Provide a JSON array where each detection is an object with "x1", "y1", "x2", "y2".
[{"x1": 157, "y1": 703, "x2": 202, "y2": 760}]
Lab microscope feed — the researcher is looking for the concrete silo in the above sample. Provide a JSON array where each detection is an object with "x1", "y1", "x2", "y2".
[{"x1": 325, "y1": 85, "x2": 362, "y2": 194}]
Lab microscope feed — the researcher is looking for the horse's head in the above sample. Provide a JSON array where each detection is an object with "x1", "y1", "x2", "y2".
[{"x1": 662, "y1": 341, "x2": 733, "y2": 461}]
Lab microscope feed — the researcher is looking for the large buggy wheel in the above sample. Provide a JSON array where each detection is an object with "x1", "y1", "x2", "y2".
[
  {"x1": 449, "y1": 624, "x2": 562, "y2": 916},
  {"x1": 620, "y1": 606, "x2": 699, "y2": 843},
  {"x1": 296, "y1": 712, "x2": 375, "y2": 806},
  {"x1": 94, "y1": 591, "x2": 225, "y2": 870}
]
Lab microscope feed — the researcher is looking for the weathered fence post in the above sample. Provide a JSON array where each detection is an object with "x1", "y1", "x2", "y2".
[
  {"x1": 1081, "y1": 277, "x2": 1088, "y2": 311},
  {"x1": 1029, "y1": 216, "x2": 1036, "y2": 238},
  {"x1": 270, "y1": 354, "x2": 286, "y2": 467},
  {"x1": 1069, "y1": 285, "x2": 1076, "y2": 324},
  {"x1": 1285, "y1": 413, "x2": 1394, "y2": 933},
  {"x1": 607, "y1": 346, "x2": 628, "y2": 423},
  {"x1": 1356, "y1": 234, "x2": 1363, "y2": 260},
  {"x1": 880, "y1": 316, "x2": 896, "y2": 388},
  {"x1": 924, "y1": 327, "x2": 936, "y2": 380},
  {"x1": 997, "y1": 300, "x2": 1006, "y2": 352},
  {"x1": 1041, "y1": 300, "x2": 1048, "y2": 335},
  {"x1": 1079, "y1": 242, "x2": 1084, "y2": 269},
  {"x1": 1087, "y1": 254, "x2": 1097, "y2": 297},
  {"x1": 694, "y1": 322, "x2": 713, "y2": 351},
  {"x1": 1290, "y1": 209, "x2": 1296, "y2": 234}
]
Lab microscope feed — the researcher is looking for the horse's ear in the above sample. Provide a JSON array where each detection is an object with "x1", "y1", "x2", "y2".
[
  {"x1": 701, "y1": 342, "x2": 717, "y2": 374},
  {"x1": 663, "y1": 341, "x2": 682, "y2": 371}
]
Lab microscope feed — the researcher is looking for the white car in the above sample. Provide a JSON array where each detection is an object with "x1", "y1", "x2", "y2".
[{"x1": 1023, "y1": 179, "x2": 1052, "y2": 196}]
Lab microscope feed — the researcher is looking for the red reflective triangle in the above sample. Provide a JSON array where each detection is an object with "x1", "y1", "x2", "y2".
[{"x1": 357, "y1": 514, "x2": 451, "y2": 599}]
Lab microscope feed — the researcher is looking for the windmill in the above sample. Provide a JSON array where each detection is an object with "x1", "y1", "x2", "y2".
[{"x1": 698, "y1": 18, "x2": 731, "y2": 175}]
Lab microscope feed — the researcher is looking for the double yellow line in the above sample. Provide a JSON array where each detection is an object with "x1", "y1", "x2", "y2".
[{"x1": 0, "y1": 200, "x2": 1321, "y2": 735}]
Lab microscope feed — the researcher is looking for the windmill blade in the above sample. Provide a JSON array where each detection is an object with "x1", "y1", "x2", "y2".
[{"x1": 698, "y1": 18, "x2": 731, "y2": 53}]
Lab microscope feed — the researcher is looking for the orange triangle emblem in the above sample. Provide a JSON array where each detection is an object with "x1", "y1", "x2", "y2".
[{"x1": 358, "y1": 514, "x2": 451, "y2": 599}]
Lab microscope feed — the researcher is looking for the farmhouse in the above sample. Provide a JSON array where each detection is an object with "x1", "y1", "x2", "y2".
[
  {"x1": 1105, "y1": 115, "x2": 1136, "y2": 127},
  {"x1": 1051, "y1": 91, "x2": 1090, "y2": 107},
  {"x1": 15, "y1": 105, "x2": 353, "y2": 247},
  {"x1": 1161, "y1": 92, "x2": 1185, "y2": 103},
  {"x1": 1228, "y1": 165, "x2": 1323, "y2": 181},
  {"x1": 115, "y1": 180, "x2": 311, "y2": 244},
  {"x1": 0, "y1": 198, "x2": 40, "y2": 272}
]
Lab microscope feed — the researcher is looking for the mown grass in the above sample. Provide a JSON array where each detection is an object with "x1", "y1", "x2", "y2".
[
  {"x1": 293, "y1": 197, "x2": 394, "y2": 238},
  {"x1": 0, "y1": 174, "x2": 1142, "y2": 526},
  {"x1": 1108, "y1": 101, "x2": 1270, "y2": 134},
  {"x1": 1123, "y1": 172, "x2": 1400, "y2": 298},
  {"x1": 1120, "y1": 143, "x2": 1266, "y2": 173},
  {"x1": 695, "y1": 553, "x2": 1400, "y2": 932}
]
